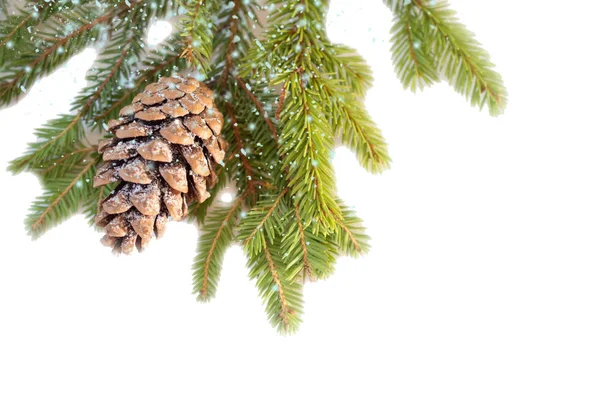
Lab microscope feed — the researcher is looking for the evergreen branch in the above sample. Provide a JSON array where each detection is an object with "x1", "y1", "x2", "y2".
[
  {"x1": 293, "y1": 204, "x2": 312, "y2": 281},
  {"x1": 76, "y1": 32, "x2": 139, "y2": 120},
  {"x1": 247, "y1": 237, "x2": 303, "y2": 334},
  {"x1": 324, "y1": 44, "x2": 374, "y2": 97},
  {"x1": 10, "y1": 29, "x2": 138, "y2": 174},
  {"x1": 239, "y1": 188, "x2": 304, "y2": 333},
  {"x1": 275, "y1": 87, "x2": 286, "y2": 120},
  {"x1": 279, "y1": 75, "x2": 341, "y2": 234},
  {"x1": 245, "y1": 0, "x2": 368, "y2": 232},
  {"x1": 192, "y1": 198, "x2": 242, "y2": 302},
  {"x1": 335, "y1": 93, "x2": 391, "y2": 173},
  {"x1": 411, "y1": 0, "x2": 507, "y2": 115},
  {"x1": 0, "y1": 13, "x2": 32, "y2": 49},
  {"x1": 26, "y1": 159, "x2": 97, "y2": 238},
  {"x1": 240, "y1": 189, "x2": 288, "y2": 252},
  {"x1": 235, "y1": 76, "x2": 279, "y2": 141},
  {"x1": 217, "y1": 0, "x2": 241, "y2": 88},
  {"x1": 389, "y1": 3, "x2": 439, "y2": 91},
  {"x1": 261, "y1": 239, "x2": 295, "y2": 332},
  {"x1": 0, "y1": 4, "x2": 116, "y2": 105},
  {"x1": 40, "y1": 146, "x2": 94, "y2": 180},
  {"x1": 281, "y1": 204, "x2": 337, "y2": 282},
  {"x1": 180, "y1": 0, "x2": 213, "y2": 74},
  {"x1": 0, "y1": 1, "x2": 71, "y2": 66},
  {"x1": 8, "y1": 115, "x2": 85, "y2": 173},
  {"x1": 331, "y1": 200, "x2": 370, "y2": 257}
]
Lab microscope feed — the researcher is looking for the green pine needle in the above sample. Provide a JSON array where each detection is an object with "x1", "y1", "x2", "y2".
[
  {"x1": 248, "y1": 237, "x2": 304, "y2": 334},
  {"x1": 25, "y1": 158, "x2": 98, "y2": 239},
  {"x1": 180, "y1": 0, "x2": 214, "y2": 75},
  {"x1": 192, "y1": 199, "x2": 242, "y2": 302},
  {"x1": 390, "y1": 2, "x2": 439, "y2": 91},
  {"x1": 331, "y1": 200, "x2": 371, "y2": 257},
  {"x1": 8, "y1": 114, "x2": 87, "y2": 174},
  {"x1": 412, "y1": 0, "x2": 507, "y2": 115},
  {"x1": 281, "y1": 204, "x2": 337, "y2": 281}
]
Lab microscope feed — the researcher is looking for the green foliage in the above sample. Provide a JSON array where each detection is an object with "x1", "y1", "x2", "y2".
[
  {"x1": 324, "y1": 43, "x2": 374, "y2": 97},
  {"x1": 385, "y1": 0, "x2": 507, "y2": 115},
  {"x1": 8, "y1": 114, "x2": 87, "y2": 174},
  {"x1": 0, "y1": 3, "x2": 109, "y2": 105},
  {"x1": 76, "y1": 26, "x2": 144, "y2": 122},
  {"x1": 331, "y1": 200, "x2": 371, "y2": 257},
  {"x1": 390, "y1": 2, "x2": 439, "y2": 91},
  {"x1": 278, "y1": 76, "x2": 341, "y2": 233},
  {"x1": 417, "y1": 0, "x2": 507, "y2": 115},
  {"x1": 0, "y1": 1, "x2": 76, "y2": 67},
  {"x1": 180, "y1": 0, "x2": 214, "y2": 75},
  {"x1": 248, "y1": 237, "x2": 304, "y2": 334},
  {"x1": 192, "y1": 200, "x2": 241, "y2": 302},
  {"x1": 239, "y1": 193, "x2": 303, "y2": 333},
  {"x1": 25, "y1": 153, "x2": 98, "y2": 239},
  {"x1": 282, "y1": 204, "x2": 337, "y2": 281},
  {"x1": 4, "y1": 0, "x2": 505, "y2": 334}
]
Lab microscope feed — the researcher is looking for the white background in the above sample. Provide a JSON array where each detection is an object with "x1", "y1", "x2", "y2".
[{"x1": 1, "y1": 1, "x2": 599, "y2": 397}]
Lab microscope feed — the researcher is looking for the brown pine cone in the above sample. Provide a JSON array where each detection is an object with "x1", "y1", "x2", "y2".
[{"x1": 93, "y1": 76, "x2": 226, "y2": 254}]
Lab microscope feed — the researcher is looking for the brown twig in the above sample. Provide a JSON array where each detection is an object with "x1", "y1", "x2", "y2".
[
  {"x1": 31, "y1": 161, "x2": 95, "y2": 232},
  {"x1": 294, "y1": 203, "x2": 314, "y2": 282},
  {"x1": 263, "y1": 239, "x2": 292, "y2": 331},
  {"x1": 275, "y1": 87, "x2": 287, "y2": 121}
]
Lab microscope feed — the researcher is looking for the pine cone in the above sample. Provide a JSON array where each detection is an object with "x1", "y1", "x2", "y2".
[{"x1": 93, "y1": 76, "x2": 226, "y2": 254}]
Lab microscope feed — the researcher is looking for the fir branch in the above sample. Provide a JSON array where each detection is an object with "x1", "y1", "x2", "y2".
[
  {"x1": 324, "y1": 43, "x2": 374, "y2": 97},
  {"x1": 180, "y1": 0, "x2": 213, "y2": 74},
  {"x1": 235, "y1": 76, "x2": 278, "y2": 142},
  {"x1": 411, "y1": 0, "x2": 507, "y2": 115},
  {"x1": 0, "y1": 1, "x2": 70, "y2": 66},
  {"x1": 208, "y1": 0, "x2": 271, "y2": 209},
  {"x1": 281, "y1": 204, "x2": 337, "y2": 282},
  {"x1": 0, "y1": 3, "x2": 115, "y2": 105},
  {"x1": 8, "y1": 115, "x2": 86, "y2": 174},
  {"x1": 192, "y1": 198, "x2": 242, "y2": 302},
  {"x1": 240, "y1": 189, "x2": 288, "y2": 254},
  {"x1": 293, "y1": 204, "x2": 312, "y2": 281},
  {"x1": 0, "y1": 12, "x2": 32, "y2": 52},
  {"x1": 76, "y1": 34, "x2": 140, "y2": 120},
  {"x1": 334, "y1": 91, "x2": 392, "y2": 173},
  {"x1": 278, "y1": 75, "x2": 341, "y2": 234},
  {"x1": 26, "y1": 158, "x2": 97, "y2": 238},
  {"x1": 239, "y1": 189, "x2": 304, "y2": 333},
  {"x1": 9, "y1": 29, "x2": 139, "y2": 174},
  {"x1": 331, "y1": 200, "x2": 370, "y2": 257},
  {"x1": 39, "y1": 145, "x2": 94, "y2": 180},
  {"x1": 248, "y1": 237, "x2": 304, "y2": 334},
  {"x1": 389, "y1": 3, "x2": 439, "y2": 91}
]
